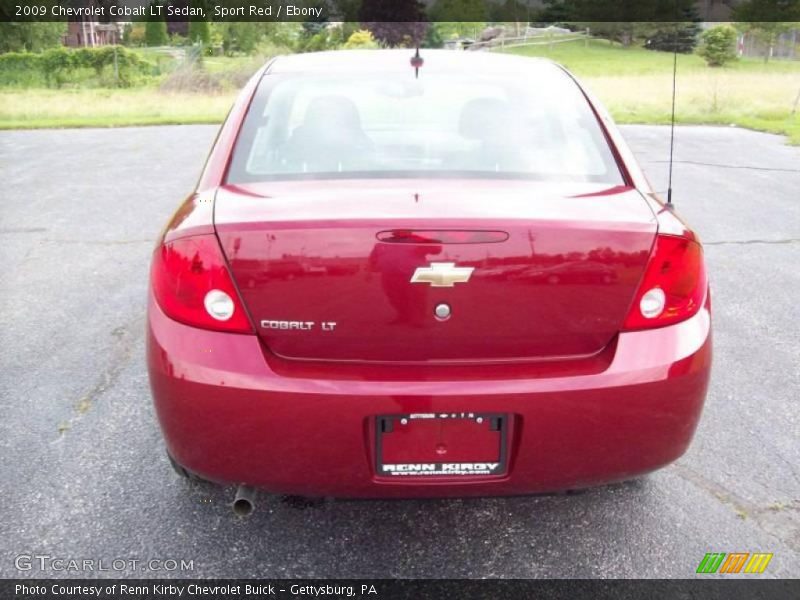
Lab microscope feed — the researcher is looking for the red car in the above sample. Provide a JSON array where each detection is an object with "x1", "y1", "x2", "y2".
[{"x1": 147, "y1": 50, "x2": 711, "y2": 510}]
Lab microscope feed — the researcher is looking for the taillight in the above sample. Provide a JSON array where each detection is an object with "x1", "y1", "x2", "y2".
[
  {"x1": 622, "y1": 234, "x2": 708, "y2": 331},
  {"x1": 150, "y1": 234, "x2": 253, "y2": 333}
]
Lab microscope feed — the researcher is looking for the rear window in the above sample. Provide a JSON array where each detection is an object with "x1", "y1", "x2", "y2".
[{"x1": 227, "y1": 67, "x2": 623, "y2": 184}]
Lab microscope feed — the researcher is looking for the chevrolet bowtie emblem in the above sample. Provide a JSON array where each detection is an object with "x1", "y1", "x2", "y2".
[{"x1": 410, "y1": 262, "x2": 474, "y2": 287}]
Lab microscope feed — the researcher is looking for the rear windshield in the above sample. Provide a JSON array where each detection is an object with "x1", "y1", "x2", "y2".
[{"x1": 227, "y1": 67, "x2": 623, "y2": 184}]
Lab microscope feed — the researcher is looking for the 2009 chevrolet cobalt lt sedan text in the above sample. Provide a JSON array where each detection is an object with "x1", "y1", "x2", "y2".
[{"x1": 147, "y1": 50, "x2": 711, "y2": 501}]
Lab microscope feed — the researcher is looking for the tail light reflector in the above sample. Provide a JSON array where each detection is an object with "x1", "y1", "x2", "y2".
[
  {"x1": 622, "y1": 234, "x2": 707, "y2": 331},
  {"x1": 151, "y1": 235, "x2": 253, "y2": 333}
]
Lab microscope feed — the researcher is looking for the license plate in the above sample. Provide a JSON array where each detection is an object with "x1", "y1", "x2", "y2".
[{"x1": 376, "y1": 413, "x2": 507, "y2": 477}]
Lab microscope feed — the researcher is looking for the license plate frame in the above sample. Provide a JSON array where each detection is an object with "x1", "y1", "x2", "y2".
[{"x1": 375, "y1": 412, "x2": 508, "y2": 478}]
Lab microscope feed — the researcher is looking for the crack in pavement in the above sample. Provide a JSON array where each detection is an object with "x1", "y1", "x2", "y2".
[
  {"x1": 0, "y1": 227, "x2": 48, "y2": 234},
  {"x1": 53, "y1": 316, "x2": 144, "y2": 442},
  {"x1": 704, "y1": 238, "x2": 800, "y2": 246},
  {"x1": 646, "y1": 160, "x2": 800, "y2": 174},
  {"x1": 671, "y1": 463, "x2": 800, "y2": 553},
  {"x1": 40, "y1": 238, "x2": 154, "y2": 246},
  {"x1": 0, "y1": 230, "x2": 154, "y2": 245}
]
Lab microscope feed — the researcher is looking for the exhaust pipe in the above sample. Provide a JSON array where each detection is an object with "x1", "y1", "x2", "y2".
[{"x1": 233, "y1": 485, "x2": 257, "y2": 517}]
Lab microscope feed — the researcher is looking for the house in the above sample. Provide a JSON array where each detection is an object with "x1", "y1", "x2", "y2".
[
  {"x1": 62, "y1": 21, "x2": 123, "y2": 47},
  {"x1": 60, "y1": 0, "x2": 125, "y2": 47}
]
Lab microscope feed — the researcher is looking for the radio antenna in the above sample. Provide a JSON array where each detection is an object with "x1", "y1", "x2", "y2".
[
  {"x1": 411, "y1": 46, "x2": 423, "y2": 79},
  {"x1": 666, "y1": 16, "x2": 679, "y2": 207}
]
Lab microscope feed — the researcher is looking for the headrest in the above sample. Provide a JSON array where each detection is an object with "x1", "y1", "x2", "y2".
[
  {"x1": 303, "y1": 95, "x2": 363, "y2": 131},
  {"x1": 458, "y1": 97, "x2": 512, "y2": 140}
]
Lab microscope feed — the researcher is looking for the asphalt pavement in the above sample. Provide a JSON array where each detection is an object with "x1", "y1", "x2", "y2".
[{"x1": 1, "y1": 124, "x2": 798, "y2": 578}]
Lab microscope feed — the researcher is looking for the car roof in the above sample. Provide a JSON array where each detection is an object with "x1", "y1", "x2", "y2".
[{"x1": 268, "y1": 49, "x2": 565, "y2": 77}]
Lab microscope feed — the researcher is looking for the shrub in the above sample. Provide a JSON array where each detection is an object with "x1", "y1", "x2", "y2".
[
  {"x1": 299, "y1": 30, "x2": 338, "y2": 53},
  {"x1": 344, "y1": 30, "x2": 379, "y2": 50},
  {"x1": 0, "y1": 46, "x2": 153, "y2": 88},
  {"x1": 0, "y1": 52, "x2": 46, "y2": 86},
  {"x1": 110, "y1": 47, "x2": 155, "y2": 86},
  {"x1": 159, "y1": 64, "x2": 222, "y2": 93},
  {"x1": 41, "y1": 47, "x2": 75, "y2": 86},
  {"x1": 698, "y1": 25, "x2": 738, "y2": 67},
  {"x1": 158, "y1": 59, "x2": 260, "y2": 93},
  {"x1": 124, "y1": 23, "x2": 146, "y2": 47}
]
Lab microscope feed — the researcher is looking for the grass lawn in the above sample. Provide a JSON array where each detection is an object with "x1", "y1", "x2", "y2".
[
  {"x1": 1, "y1": 40, "x2": 798, "y2": 144},
  {"x1": 500, "y1": 39, "x2": 800, "y2": 144},
  {"x1": 0, "y1": 88, "x2": 235, "y2": 129}
]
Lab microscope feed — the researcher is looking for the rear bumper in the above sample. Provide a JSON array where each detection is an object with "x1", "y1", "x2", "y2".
[{"x1": 147, "y1": 294, "x2": 712, "y2": 498}]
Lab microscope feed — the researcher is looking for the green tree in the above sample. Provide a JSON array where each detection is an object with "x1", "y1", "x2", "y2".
[
  {"x1": 187, "y1": 0, "x2": 211, "y2": 47},
  {"x1": 145, "y1": 19, "x2": 168, "y2": 46},
  {"x1": 188, "y1": 20, "x2": 211, "y2": 45},
  {"x1": 534, "y1": 0, "x2": 574, "y2": 23},
  {"x1": 732, "y1": 0, "x2": 800, "y2": 63},
  {"x1": 644, "y1": 3, "x2": 702, "y2": 54},
  {"x1": 645, "y1": 22, "x2": 702, "y2": 53},
  {"x1": 123, "y1": 23, "x2": 147, "y2": 47},
  {"x1": 216, "y1": 23, "x2": 264, "y2": 55},
  {"x1": 534, "y1": 0, "x2": 698, "y2": 47},
  {"x1": 430, "y1": 0, "x2": 490, "y2": 42},
  {"x1": 144, "y1": 2, "x2": 169, "y2": 47},
  {"x1": 489, "y1": 0, "x2": 531, "y2": 23},
  {"x1": 698, "y1": 25, "x2": 738, "y2": 67},
  {"x1": 266, "y1": 23, "x2": 304, "y2": 50},
  {"x1": 424, "y1": 23, "x2": 444, "y2": 48},
  {"x1": 324, "y1": 23, "x2": 351, "y2": 47},
  {"x1": 430, "y1": 0, "x2": 488, "y2": 22},
  {"x1": 0, "y1": 23, "x2": 65, "y2": 53},
  {"x1": 299, "y1": 29, "x2": 338, "y2": 52},
  {"x1": 301, "y1": 0, "x2": 329, "y2": 37},
  {"x1": 331, "y1": 0, "x2": 361, "y2": 22},
  {"x1": 742, "y1": 22, "x2": 794, "y2": 62}
]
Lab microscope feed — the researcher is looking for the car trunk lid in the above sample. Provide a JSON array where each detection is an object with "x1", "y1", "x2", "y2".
[{"x1": 215, "y1": 180, "x2": 656, "y2": 363}]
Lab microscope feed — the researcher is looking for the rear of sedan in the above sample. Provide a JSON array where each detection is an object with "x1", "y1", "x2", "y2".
[{"x1": 147, "y1": 50, "x2": 711, "y2": 498}]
